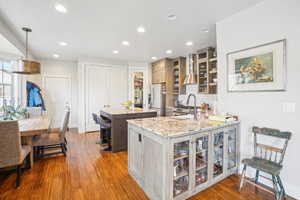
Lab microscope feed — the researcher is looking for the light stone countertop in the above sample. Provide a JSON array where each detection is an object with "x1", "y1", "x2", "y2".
[
  {"x1": 127, "y1": 116, "x2": 240, "y2": 138},
  {"x1": 101, "y1": 107, "x2": 157, "y2": 115}
]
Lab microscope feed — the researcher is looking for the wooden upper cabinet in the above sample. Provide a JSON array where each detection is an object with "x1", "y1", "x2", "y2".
[{"x1": 151, "y1": 58, "x2": 171, "y2": 84}]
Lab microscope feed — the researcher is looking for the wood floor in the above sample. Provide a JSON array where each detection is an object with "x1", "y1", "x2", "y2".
[{"x1": 0, "y1": 130, "x2": 290, "y2": 200}]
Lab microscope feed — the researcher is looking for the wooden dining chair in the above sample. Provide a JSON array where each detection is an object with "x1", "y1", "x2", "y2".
[
  {"x1": 239, "y1": 126, "x2": 292, "y2": 200},
  {"x1": 0, "y1": 121, "x2": 31, "y2": 188},
  {"x1": 33, "y1": 109, "x2": 70, "y2": 157}
]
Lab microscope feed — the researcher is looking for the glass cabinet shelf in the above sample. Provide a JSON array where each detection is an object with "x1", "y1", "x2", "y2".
[
  {"x1": 173, "y1": 141, "x2": 190, "y2": 197},
  {"x1": 195, "y1": 136, "x2": 209, "y2": 186},
  {"x1": 213, "y1": 132, "x2": 224, "y2": 177},
  {"x1": 227, "y1": 128, "x2": 237, "y2": 169}
]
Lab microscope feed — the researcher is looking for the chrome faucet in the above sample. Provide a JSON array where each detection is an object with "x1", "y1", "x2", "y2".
[{"x1": 186, "y1": 93, "x2": 197, "y2": 120}]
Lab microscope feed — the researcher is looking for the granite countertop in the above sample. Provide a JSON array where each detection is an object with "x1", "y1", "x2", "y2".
[
  {"x1": 127, "y1": 116, "x2": 239, "y2": 138},
  {"x1": 101, "y1": 107, "x2": 157, "y2": 115}
]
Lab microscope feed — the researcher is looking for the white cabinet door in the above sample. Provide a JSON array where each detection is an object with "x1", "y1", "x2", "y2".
[
  {"x1": 108, "y1": 66, "x2": 127, "y2": 108},
  {"x1": 85, "y1": 65, "x2": 110, "y2": 132},
  {"x1": 128, "y1": 128, "x2": 144, "y2": 180}
]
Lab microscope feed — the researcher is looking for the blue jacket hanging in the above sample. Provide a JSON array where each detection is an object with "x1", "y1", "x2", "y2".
[{"x1": 26, "y1": 81, "x2": 46, "y2": 111}]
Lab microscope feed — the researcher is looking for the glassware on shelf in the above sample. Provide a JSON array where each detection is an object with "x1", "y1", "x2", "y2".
[
  {"x1": 195, "y1": 136, "x2": 208, "y2": 186},
  {"x1": 174, "y1": 157, "x2": 189, "y2": 178},
  {"x1": 173, "y1": 141, "x2": 189, "y2": 197},
  {"x1": 173, "y1": 176, "x2": 189, "y2": 197},
  {"x1": 174, "y1": 141, "x2": 189, "y2": 159},
  {"x1": 195, "y1": 168, "x2": 207, "y2": 186},
  {"x1": 213, "y1": 132, "x2": 224, "y2": 177},
  {"x1": 228, "y1": 128, "x2": 237, "y2": 169}
]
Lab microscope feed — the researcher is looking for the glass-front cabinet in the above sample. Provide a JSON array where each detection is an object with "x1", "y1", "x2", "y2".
[
  {"x1": 213, "y1": 131, "x2": 224, "y2": 178},
  {"x1": 173, "y1": 140, "x2": 190, "y2": 198},
  {"x1": 227, "y1": 127, "x2": 237, "y2": 170},
  {"x1": 194, "y1": 135, "x2": 209, "y2": 187},
  {"x1": 170, "y1": 125, "x2": 238, "y2": 199}
]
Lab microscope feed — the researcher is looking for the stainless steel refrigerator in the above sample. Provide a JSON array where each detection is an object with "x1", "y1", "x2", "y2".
[{"x1": 150, "y1": 83, "x2": 166, "y2": 116}]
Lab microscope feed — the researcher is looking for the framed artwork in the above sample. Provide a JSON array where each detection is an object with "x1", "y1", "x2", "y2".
[{"x1": 227, "y1": 39, "x2": 286, "y2": 92}]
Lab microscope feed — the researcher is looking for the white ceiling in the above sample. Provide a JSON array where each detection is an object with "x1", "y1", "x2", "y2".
[
  {"x1": 0, "y1": 0, "x2": 263, "y2": 62},
  {"x1": 0, "y1": 33, "x2": 22, "y2": 59}
]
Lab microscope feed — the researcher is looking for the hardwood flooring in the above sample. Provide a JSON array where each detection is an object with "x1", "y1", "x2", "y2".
[{"x1": 0, "y1": 130, "x2": 292, "y2": 200}]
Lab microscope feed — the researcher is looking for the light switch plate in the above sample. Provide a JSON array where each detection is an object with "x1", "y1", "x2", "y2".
[{"x1": 282, "y1": 102, "x2": 296, "y2": 113}]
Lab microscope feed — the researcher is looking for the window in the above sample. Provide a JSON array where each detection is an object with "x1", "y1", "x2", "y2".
[{"x1": 0, "y1": 61, "x2": 18, "y2": 107}]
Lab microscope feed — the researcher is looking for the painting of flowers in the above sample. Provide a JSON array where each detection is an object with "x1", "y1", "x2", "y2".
[
  {"x1": 227, "y1": 39, "x2": 286, "y2": 92},
  {"x1": 235, "y1": 52, "x2": 273, "y2": 84}
]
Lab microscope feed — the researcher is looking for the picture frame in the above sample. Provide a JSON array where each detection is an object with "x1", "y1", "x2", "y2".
[{"x1": 227, "y1": 39, "x2": 286, "y2": 92}]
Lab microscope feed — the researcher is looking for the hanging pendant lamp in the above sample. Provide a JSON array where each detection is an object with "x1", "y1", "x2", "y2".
[{"x1": 12, "y1": 27, "x2": 40, "y2": 74}]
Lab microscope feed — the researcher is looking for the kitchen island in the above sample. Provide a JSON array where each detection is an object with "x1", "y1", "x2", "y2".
[
  {"x1": 100, "y1": 108, "x2": 157, "y2": 153},
  {"x1": 127, "y1": 116, "x2": 240, "y2": 200}
]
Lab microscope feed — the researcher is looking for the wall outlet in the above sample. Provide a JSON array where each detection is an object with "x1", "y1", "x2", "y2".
[{"x1": 282, "y1": 102, "x2": 296, "y2": 113}]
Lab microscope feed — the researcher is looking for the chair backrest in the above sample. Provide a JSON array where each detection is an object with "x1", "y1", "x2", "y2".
[
  {"x1": 0, "y1": 121, "x2": 22, "y2": 168},
  {"x1": 59, "y1": 109, "x2": 70, "y2": 138},
  {"x1": 253, "y1": 126, "x2": 291, "y2": 165},
  {"x1": 98, "y1": 116, "x2": 111, "y2": 129},
  {"x1": 92, "y1": 113, "x2": 100, "y2": 124}
]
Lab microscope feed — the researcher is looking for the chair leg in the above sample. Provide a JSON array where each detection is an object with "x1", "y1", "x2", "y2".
[
  {"x1": 61, "y1": 143, "x2": 66, "y2": 156},
  {"x1": 239, "y1": 164, "x2": 247, "y2": 190},
  {"x1": 272, "y1": 175, "x2": 280, "y2": 200},
  {"x1": 276, "y1": 175, "x2": 285, "y2": 198},
  {"x1": 64, "y1": 143, "x2": 67, "y2": 151},
  {"x1": 64, "y1": 137, "x2": 68, "y2": 145},
  {"x1": 255, "y1": 169, "x2": 259, "y2": 183},
  {"x1": 16, "y1": 165, "x2": 21, "y2": 188},
  {"x1": 26, "y1": 154, "x2": 31, "y2": 169}
]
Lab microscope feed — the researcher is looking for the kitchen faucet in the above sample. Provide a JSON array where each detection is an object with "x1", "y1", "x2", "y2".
[{"x1": 186, "y1": 93, "x2": 197, "y2": 120}]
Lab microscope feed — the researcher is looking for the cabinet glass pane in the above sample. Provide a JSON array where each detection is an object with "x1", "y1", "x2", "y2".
[
  {"x1": 173, "y1": 141, "x2": 189, "y2": 197},
  {"x1": 228, "y1": 128, "x2": 237, "y2": 169},
  {"x1": 213, "y1": 132, "x2": 224, "y2": 177},
  {"x1": 195, "y1": 136, "x2": 208, "y2": 186}
]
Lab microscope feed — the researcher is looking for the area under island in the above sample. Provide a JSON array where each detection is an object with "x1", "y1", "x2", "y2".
[{"x1": 127, "y1": 116, "x2": 240, "y2": 200}]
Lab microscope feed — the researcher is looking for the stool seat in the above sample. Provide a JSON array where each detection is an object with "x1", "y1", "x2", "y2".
[{"x1": 242, "y1": 157, "x2": 282, "y2": 175}]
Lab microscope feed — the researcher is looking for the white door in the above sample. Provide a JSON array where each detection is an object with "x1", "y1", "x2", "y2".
[
  {"x1": 85, "y1": 65, "x2": 110, "y2": 132},
  {"x1": 109, "y1": 66, "x2": 127, "y2": 107},
  {"x1": 43, "y1": 75, "x2": 71, "y2": 128}
]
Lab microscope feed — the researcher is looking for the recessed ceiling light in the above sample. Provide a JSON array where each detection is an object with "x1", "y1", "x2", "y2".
[
  {"x1": 53, "y1": 54, "x2": 60, "y2": 58},
  {"x1": 167, "y1": 14, "x2": 177, "y2": 21},
  {"x1": 151, "y1": 56, "x2": 157, "y2": 60},
  {"x1": 166, "y1": 50, "x2": 172, "y2": 54},
  {"x1": 55, "y1": 3, "x2": 67, "y2": 13},
  {"x1": 185, "y1": 41, "x2": 193, "y2": 46},
  {"x1": 113, "y1": 50, "x2": 119, "y2": 54},
  {"x1": 137, "y1": 26, "x2": 146, "y2": 33},
  {"x1": 202, "y1": 29, "x2": 209, "y2": 33},
  {"x1": 122, "y1": 41, "x2": 130, "y2": 46},
  {"x1": 59, "y1": 42, "x2": 68, "y2": 46}
]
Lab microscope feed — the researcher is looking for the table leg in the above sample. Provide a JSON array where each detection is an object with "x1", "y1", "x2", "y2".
[{"x1": 23, "y1": 136, "x2": 34, "y2": 168}]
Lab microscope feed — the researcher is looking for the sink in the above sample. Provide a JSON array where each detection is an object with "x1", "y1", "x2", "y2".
[{"x1": 171, "y1": 114, "x2": 194, "y2": 120}]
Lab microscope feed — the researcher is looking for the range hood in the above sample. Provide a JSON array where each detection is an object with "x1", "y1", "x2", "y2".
[
  {"x1": 184, "y1": 53, "x2": 196, "y2": 85},
  {"x1": 12, "y1": 27, "x2": 40, "y2": 74}
]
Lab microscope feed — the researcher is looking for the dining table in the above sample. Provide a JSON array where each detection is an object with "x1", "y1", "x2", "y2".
[{"x1": 19, "y1": 116, "x2": 51, "y2": 167}]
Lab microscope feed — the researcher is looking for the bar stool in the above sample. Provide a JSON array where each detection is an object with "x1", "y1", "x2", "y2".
[{"x1": 92, "y1": 113, "x2": 112, "y2": 151}]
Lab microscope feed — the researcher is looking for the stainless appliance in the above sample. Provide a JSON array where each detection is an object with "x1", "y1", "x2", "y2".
[{"x1": 150, "y1": 83, "x2": 166, "y2": 116}]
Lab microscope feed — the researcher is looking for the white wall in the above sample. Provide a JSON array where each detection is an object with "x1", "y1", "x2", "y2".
[
  {"x1": 39, "y1": 59, "x2": 78, "y2": 128},
  {"x1": 217, "y1": 0, "x2": 300, "y2": 198}
]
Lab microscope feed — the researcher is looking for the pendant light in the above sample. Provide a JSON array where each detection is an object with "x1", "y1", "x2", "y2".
[
  {"x1": 12, "y1": 27, "x2": 40, "y2": 74},
  {"x1": 184, "y1": 53, "x2": 197, "y2": 85}
]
